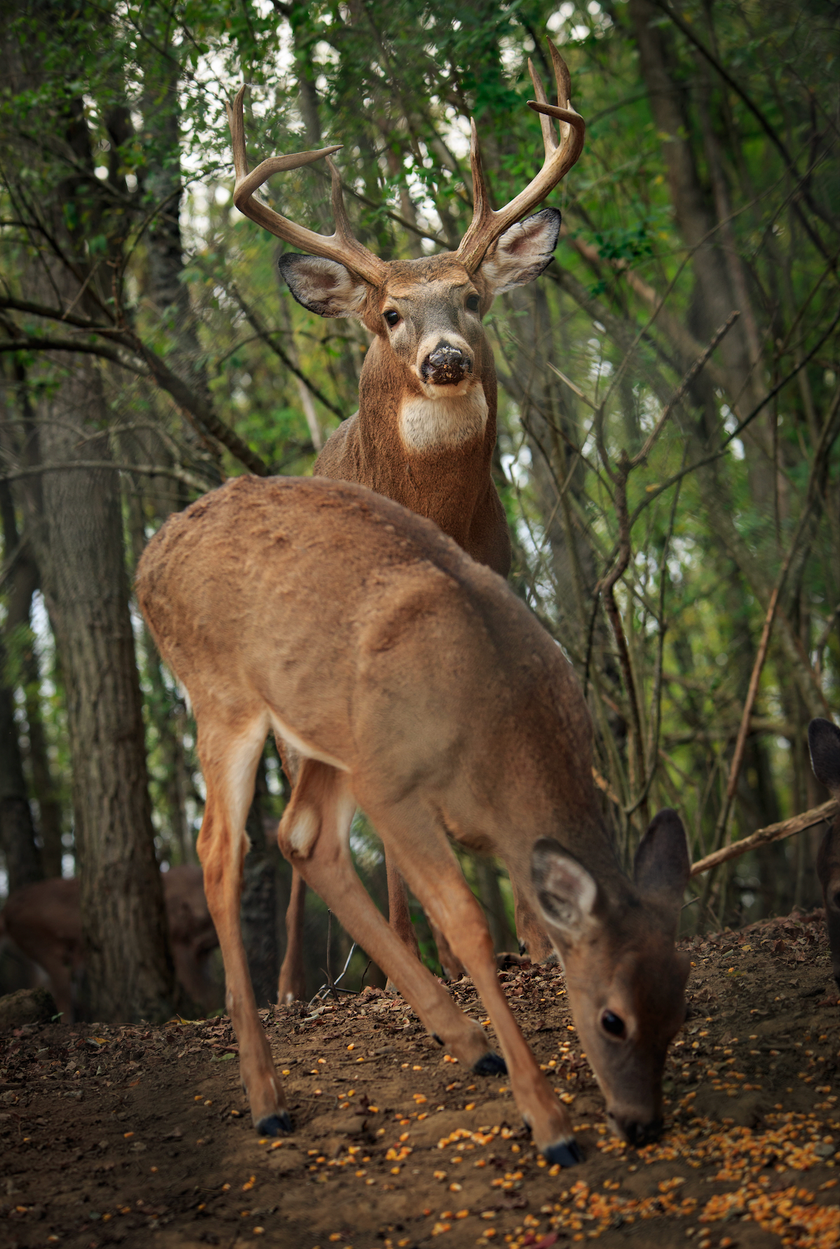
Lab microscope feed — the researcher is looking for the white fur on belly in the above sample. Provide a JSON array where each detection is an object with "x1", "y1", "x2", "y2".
[{"x1": 398, "y1": 387, "x2": 488, "y2": 451}]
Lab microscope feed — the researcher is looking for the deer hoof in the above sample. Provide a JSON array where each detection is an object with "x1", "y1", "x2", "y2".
[
  {"x1": 544, "y1": 1137, "x2": 583, "y2": 1167},
  {"x1": 472, "y1": 1051, "x2": 507, "y2": 1077},
  {"x1": 256, "y1": 1110, "x2": 293, "y2": 1136}
]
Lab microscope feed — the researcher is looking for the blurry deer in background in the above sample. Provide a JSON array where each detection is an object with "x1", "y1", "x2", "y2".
[
  {"x1": 137, "y1": 476, "x2": 690, "y2": 1162},
  {"x1": 808, "y1": 718, "x2": 840, "y2": 992},
  {"x1": 1, "y1": 866, "x2": 219, "y2": 1020},
  {"x1": 227, "y1": 40, "x2": 585, "y2": 997}
]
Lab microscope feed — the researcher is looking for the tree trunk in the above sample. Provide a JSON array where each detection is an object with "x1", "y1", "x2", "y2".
[
  {"x1": 0, "y1": 475, "x2": 43, "y2": 892},
  {"x1": 0, "y1": 660, "x2": 42, "y2": 894},
  {"x1": 27, "y1": 365, "x2": 175, "y2": 1020},
  {"x1": 0, "y1": 476, "x2": 64, "y2": 877}
]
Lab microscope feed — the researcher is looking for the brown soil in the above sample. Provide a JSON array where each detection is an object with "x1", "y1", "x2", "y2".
[{"x1": 2, "y1": 910, "x2": 840, "y2": 1249}]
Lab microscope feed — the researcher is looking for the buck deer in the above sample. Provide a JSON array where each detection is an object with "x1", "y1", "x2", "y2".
[
  {"x1": 1, "y1": 866, "x2": 220, "y2": 1019},
  {"x1": 808, "y1": 717, "x2": 840, "y2": 992},
  {"x1": 227, "y1": 40, "x2": 585, "y2": 997},
  {"x1": 137, "y1": 476, "x2": 690, "y2": 1160}
]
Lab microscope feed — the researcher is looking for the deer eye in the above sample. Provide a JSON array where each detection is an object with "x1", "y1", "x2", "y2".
[
  {"x1": 384, "y1": 309, "x2": 401, "y2": 327},
  {"x1": 466, "y1": 294, "x2": 480, "y2": 312},
  {"x1": 601, "y1": 1010, "x2": 626, "y2": 1039}
]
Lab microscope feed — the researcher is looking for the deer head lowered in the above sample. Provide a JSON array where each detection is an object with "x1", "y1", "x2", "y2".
[
  {"x1": 227, "y1": 41, "x2": 586, "y2": 1001},
  {"x1": 137, "y1": 476, "x2": 690, "y2": 1163}
]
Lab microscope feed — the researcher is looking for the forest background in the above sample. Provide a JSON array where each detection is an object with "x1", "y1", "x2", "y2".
[{"x1": 0, "y1": 0, "x2": 837, "y2": 1023}]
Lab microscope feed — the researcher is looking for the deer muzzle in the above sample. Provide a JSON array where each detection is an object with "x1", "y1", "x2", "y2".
[
  {"x1": 421, "y1": 342, "x2": 473, "y2": 386},
  {"x1": 608, "y1": 1112, "x2": 664, "y2": 1147}
]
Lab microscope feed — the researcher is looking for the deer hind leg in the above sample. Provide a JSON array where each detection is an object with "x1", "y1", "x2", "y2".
[
  {"x1": 386, "y1": 859, "x2": 420, "y2": 957},
  {"x1": 40, "y1": 954, "x2": 75, "y2": 1022},
  {"x1": 383, "y1": 809, "x2": 579, "y2": 1164},
  {"x1": 274, "y1": 739, "x2": 309, "y2": 1003},
  {"x1": 429, "y1": 920, "x2": 465, "y2": 980},
  {"x1": 196, "y1": 710, "x2": 290, "y2": 1135},
  {"x1": 278, "y1": 869, "x2": 308, "y2": 1004},
  {"x1": 383, "y1": 858, "x2": 422, "y2": 994},
  {"x1": 278, "y1": 758, "x2": 496, "y2": 1072}
]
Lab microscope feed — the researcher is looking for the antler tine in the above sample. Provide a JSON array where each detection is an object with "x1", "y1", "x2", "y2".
[
  {"x1": 456, "y1": 40, "x2": 585, "y2": 274},
  {"x1": 527, "y1": 54, "x2": 557, "y2": 156},
  {"x1": 226, "y1": 86, "x2": 388, "y2": 286}
]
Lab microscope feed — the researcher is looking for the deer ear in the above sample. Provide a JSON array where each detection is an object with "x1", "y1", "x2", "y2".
[
  {"x1": 278, "y1": 254, "x2": 368, "y2": 318},
  {"x1": 478, "y1": 208, "x2": 561, "y2": 298},
  {"x1": 809, "y1": 718, "x2": 840, "y2": 797},
  {"x1": 531, "y1": 838, "x2": 599, "y2": 944},
  {"x1": 633, "y1": 808, "x2": 690, "y2": 918}
]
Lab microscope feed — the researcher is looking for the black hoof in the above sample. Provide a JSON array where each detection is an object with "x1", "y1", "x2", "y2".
[
  {"x1": 256, "y1": 1110, "x2": 293, "y2": 1137},
  {"x1": 472, "y1": 1051, "x2": 507, "y2": 1077},
  {"x1": 544, "y1": 1138, "x2": 583, "y2": 1167}
]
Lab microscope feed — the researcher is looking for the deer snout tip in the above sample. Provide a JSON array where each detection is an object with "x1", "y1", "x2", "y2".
[
  {"x1": 610, "y1": 1114, "x2": 663, "y2": 1147},
  {"x1": 421, "y1": 341, "x2": 473, "y2": 385},
  {"x1": 543, "y1": 1136, "x2": 583, "y2": 1167}
]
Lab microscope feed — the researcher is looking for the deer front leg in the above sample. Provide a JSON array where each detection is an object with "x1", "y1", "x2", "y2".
[
  {"x1": 278, "y1": 759, "x2": 498, "y2": 1073},
  {"x1": 386, "y1": 826, "x2": 464, "y2": 979},
  {"x1": 378, "y1": 809, "x2": 580, "y2": 1164},
  {"x1": 197, "y1": 718, "x2": 290, "y2": 1136}
]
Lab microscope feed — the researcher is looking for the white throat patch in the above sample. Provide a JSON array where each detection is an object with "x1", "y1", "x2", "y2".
[{"x1": 398, "y1": 387, "x2": 488, "y2": 451}]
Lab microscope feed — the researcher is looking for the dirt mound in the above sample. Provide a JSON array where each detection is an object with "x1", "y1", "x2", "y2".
[{"x1": 2, "y1": 910, "x2": 839, "y2": 1248}]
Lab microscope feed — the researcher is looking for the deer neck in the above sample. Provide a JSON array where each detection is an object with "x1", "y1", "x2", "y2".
[{"x1": 353, "y1": 340, "x2": 499, "y2": 547}]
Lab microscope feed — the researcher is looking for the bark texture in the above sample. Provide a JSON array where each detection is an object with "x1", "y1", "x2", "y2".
[{"x1": 29, "y1": 366, "x2": 174, "y2": 1021}]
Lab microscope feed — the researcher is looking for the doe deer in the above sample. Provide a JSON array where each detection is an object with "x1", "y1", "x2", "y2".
[
  {"x1": 137, "y1": 476, "x2": 690, "y2": 1161},
  {"x1": 808, "y1": 717, "x2": 840, "y2": 991},
  {"x1": 227, "y1": 40, "x2": 585, "y2": 996},
  {"x1": 0, "y1": 865, "x2": 219, "y2": 1019}
]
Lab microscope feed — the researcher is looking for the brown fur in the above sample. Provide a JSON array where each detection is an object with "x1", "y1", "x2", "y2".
[
  {"x1": 294, "y1": 231, "x2": 564, "y2": 577},
  {"x1": 137, "y1": 476, "x2": 689, "y2": 1157},
  {"x1": 314, "y1": 254, "x2": 509, "y2": 567}
]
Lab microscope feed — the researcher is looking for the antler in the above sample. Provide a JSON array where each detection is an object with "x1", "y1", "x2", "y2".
[
  {"x1": 226, "y1": 86, "x2": 388, "y2": 286},
  {"x1": 455, "y1": 40, "x2": 585, "y2": 273}
]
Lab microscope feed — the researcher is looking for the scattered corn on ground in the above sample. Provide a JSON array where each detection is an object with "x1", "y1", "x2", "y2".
[{"x1": 1, "y1": 909, "x2": 838, "y2": 1247}]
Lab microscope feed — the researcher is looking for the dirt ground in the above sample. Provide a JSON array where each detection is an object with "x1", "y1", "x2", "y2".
[{"x1": 2, "y1": 909, "x2": 840, "y2": 1249}]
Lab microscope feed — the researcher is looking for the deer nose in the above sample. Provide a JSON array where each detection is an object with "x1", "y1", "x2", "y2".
[
  {"x1": 613, "y1": 1116, "x2": 663, "y2": 1147},
  {"x1": 421, "y1": 341, "x2": 472, "y2": 385}
]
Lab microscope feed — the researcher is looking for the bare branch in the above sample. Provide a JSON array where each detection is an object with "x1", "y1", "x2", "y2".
[
  {"x1": 0, "y1": 335, "x2": 142, "y2": 372},
  {"x1": 226, "y1": 282, "x2": 345, "y2": 420},
  {"x1": 0, "y1": 296, "x2": 272, "y2": 477},
  {"x1": 691, "y1": 800, "x2": 838, "y2": 877},
  {"x1": 0, "y1": 460, "x2": 211, "y2": 493}
]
